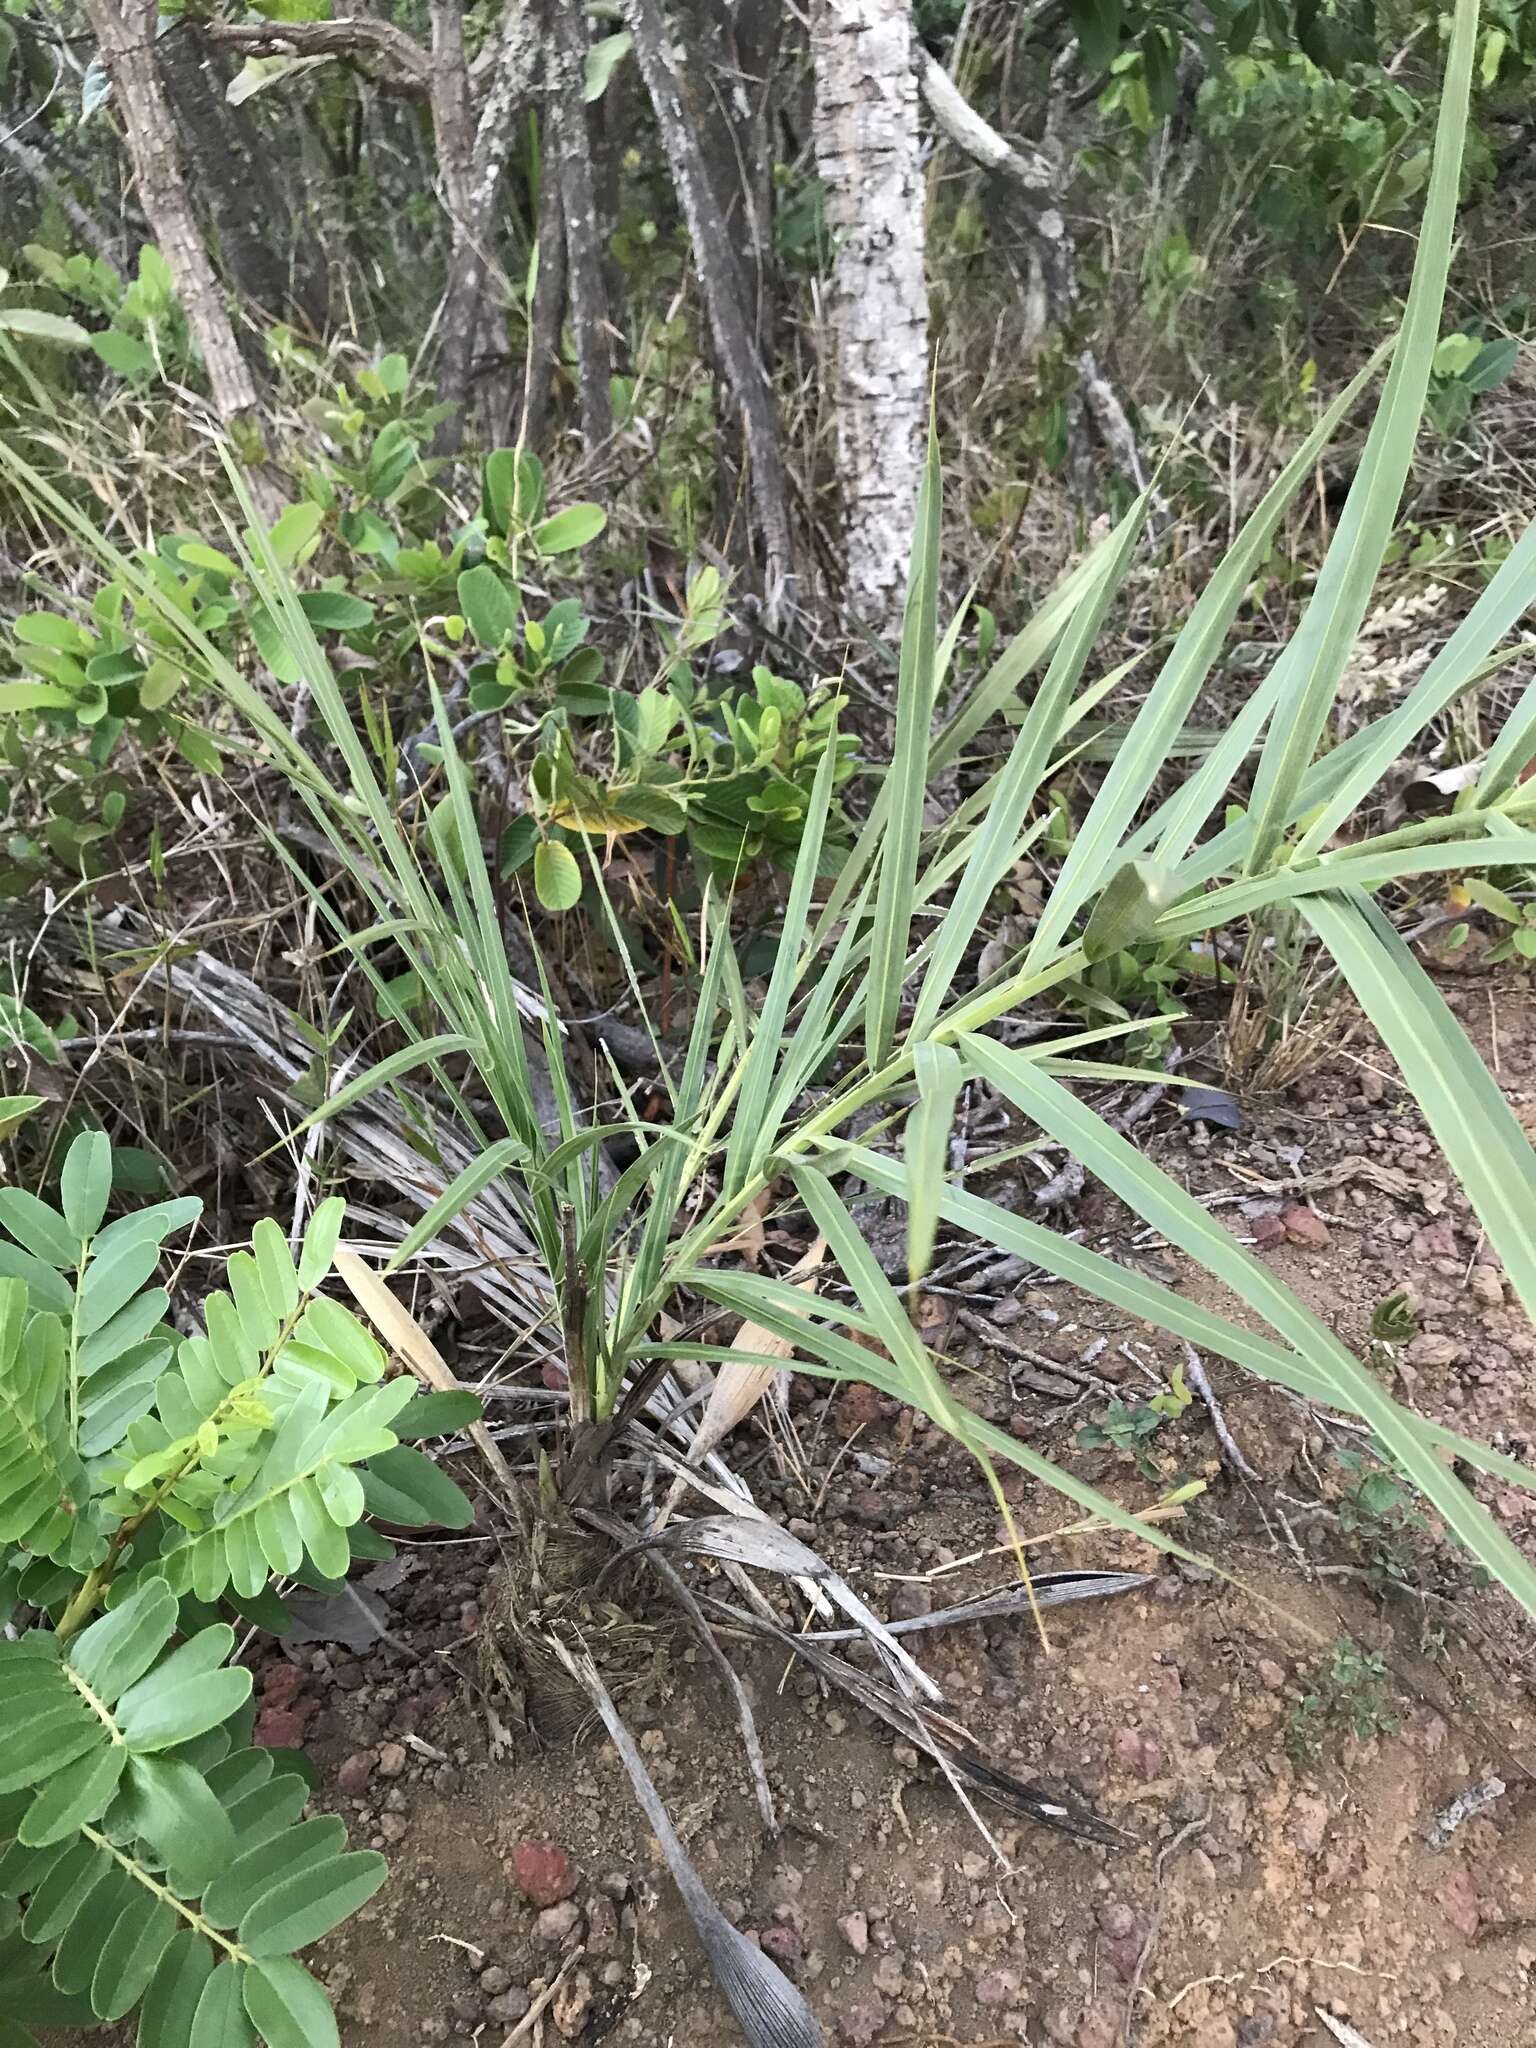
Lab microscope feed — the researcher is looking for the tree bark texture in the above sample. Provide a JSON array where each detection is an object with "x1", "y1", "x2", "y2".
[
  {"x1": 675, "y1": 0, "x2": 779, "y2": 356},
  {"x1": 431, "y1": 0, "x2": 540, "y2": 453},
  {"x1": 549, "y1": 0, "x2": 613, "y2": 452},
  {"x1": 620, "y1": 0, "x2": 794, "y2": 611},
  {"x1": 158, "y1": 19, "x2": 325, "y2": 327},
  {"x1": 523, "y1": 137, "x2": 569, "y2": 449},
  {"x1": 811, "y1": 0, "x2": 929, "y2": 645},
  {"x1": 87, "y1": 0, "x2": 278, "y2": 514}
]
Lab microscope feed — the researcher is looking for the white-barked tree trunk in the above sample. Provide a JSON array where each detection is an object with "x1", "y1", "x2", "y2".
[{"x1": 811, "y1": 0, "x2": 929, "y2": 646}]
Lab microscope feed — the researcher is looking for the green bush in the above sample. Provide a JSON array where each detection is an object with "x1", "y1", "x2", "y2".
[
  {"x1": 0, "y1": 1132, "x2": 478, "y2": 2046},
  {"x1": 0, "y1": 360, "x2": 857, "y2": 903}
]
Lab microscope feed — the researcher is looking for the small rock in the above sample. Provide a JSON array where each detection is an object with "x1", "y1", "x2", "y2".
[
  {"x1": 511, "y1": 1840, "x2": 578, "y2": 1909},
  {"x1": 478, "y1": 1966, "x2": 510, "y2": 1997},
  {"x1": 1289, "y1": 1796, "x2": 1329, "y2": 1858},
  {"x1": 872, "y1": 1952, "x2": 904, "y2": 1995},
  {"x1": 1412, "y1": 1221, "x2": 1460, "y2": 1262},
  {"x1": 584, "y1": 1894, "x2": 621, "y2": 1957},
  {"x1": 974, "y1": 1967, "x2": 1019, "y2": 2007},
  {"x1": 1193, "y1": 2020, "x2": 1238, "y2": 2048},
  {"x1": 379, "y1": 1812, "x2": 408, "y2": 1844},
  {"x1": 553, "y1": 1967, "x2": 593, "y2": 2041},
  {"x1": 1077, "y1": 2010, "x2": 1119, "y2": 2048},
  {"x1": 1359, "y1": 1069, "x2": 1387, "y2": 1103},
  {"x1": 760, "y1": 1925, "x2": 801, "y2": 1970},
  {"x1": 1440, "y1": 1865, "x2": 1482, "y2": 1941},
  {"x1": 486, "y1": 1990, "x2": 530, "y2": 2025},
  {"x1": 534, "y1": 1901, "x2": 583, "y2": 1946},
  {"x1": 835, "y1": 1382, "x2": 884, "y2": 1433},
  {"x1": 337, "y1": 1752, "x2": 375, "y2": 1796},
  {"x1": 1111, "y1": 1728, "x2": 1161, "y2": 1779},
  {"x1": 837, "y1": 1910, "x2": 870, "y2": 1956},
  {"x1": 261, "y1": 1661, "x2": 305, "y2": 1710},
  {"x1": 1257, "y1": 1659, "x2": 1287, "y2": 1692},
  {"x1": 889, "y1": 1582, "x2": 933, "y2": 1623},
  {"x1": 254, "y1": 1704, "x2": 312, "y2": 1749},
  {"x1": 1280, "y1": 1204, "x2": 1330, "y2": 1248},
  {"x1": 377, "y1": 1742, "x2": 408, "y2": 1780},
  {"x1": 974, "y1": 1897, "x2": 1010, "y2": 1938},
  {"x1": 1469, "y1": 1265, "x2": 1504, "y2": 1307},
  {"x1": 840, "y1": 1993, "x2": 888, "y2": 2044},
  {"x1": 1408, "y1": 1332, "x2": 1465, "y2": 1369}
]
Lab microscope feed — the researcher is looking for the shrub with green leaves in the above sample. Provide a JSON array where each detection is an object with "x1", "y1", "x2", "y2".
[
  {"x1": 0, "y1": 1131, "x2": 478, "y2": 2046},
  {"x1": 0, "y1": 352, "x2": 855, "y2": 903}
]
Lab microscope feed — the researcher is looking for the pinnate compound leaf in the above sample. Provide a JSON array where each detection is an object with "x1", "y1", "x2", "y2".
[
  {"x1": 296, "y1": 1197, "x2": 346, "y2": 1290},
  {"x1": 0, "y1": 1190, "x2": 78, "y2": 1267},
  {"x1": 122, "y1": 1755, "x2": 236, "y2": 1890},
  {"x1": 136, "y1": 1927, "x2": 215, "y2": 2048},
  {"x1": 66, "y1": 1576, "x2": 178, "y2": 1703},
  {"x1": 18, "y1": 1743, "x2": 126, "y2": 1847},
  {"x1": 242, "y1": 1956, "x2": 341, "y2": 2048},
  {"x1": 202, "y1": 1815, "x2": 349, "y2": 1930},
  {"x1": 91, "y1": 1883, "x2": 178, "y2": 2020},
  {"x1": 359, "y1": 1444, "x2": 474, "y2": 1528},
  {"x1": 533, "y1": 503, "x2": 607, "y2": 553},
  {"x1": 60, "y1": 1129, "x2": 112, "y2": 1240},
  {"x1": 534, "y1": 839, "x2": 582, "y2": 911},
  {"x1": 190, "y1": 1959, "x2": 256, "y2": 2047},
  {"x1": 114, "y1": 1622, "x2": 245, "y2": 1751},
  {"x1": 237, "y1": 1850, "x2": 388, "y2": 1957}
]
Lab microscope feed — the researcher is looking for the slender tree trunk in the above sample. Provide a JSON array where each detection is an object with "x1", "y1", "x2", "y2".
[
  {"x1": 810, "y1": 0, "x2": 928, "y2": 644},
  {"x1": 620, "y1": 0, "x2": 794, "y2": 611},
  {"x1": 86, "y1": 0, "x2": 281, "y2": 517},
  {"x1": 917, "y1": 52, "x2": 1150, "y2": 503},
  {"x1": 157, "y1": 20, "x2": 324, "y2": 327},
  {"x1": 548, "y1": 0, "x2": 613, "y2": 453},
  {"x1": 432, "y1": 0, "x2": 540, "y2": 453},
  {"x1": 674, "y1": 0, "x2": 778, "y2": 356},
  {"x1": 523, "y1": 136, "x2": 568, "y2": 449}
]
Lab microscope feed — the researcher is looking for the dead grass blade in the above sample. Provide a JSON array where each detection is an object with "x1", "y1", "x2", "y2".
[
  {"x1": 550, "y1": 1639, "x2": 824, "y2": 2048},
  {"x1": 335, "y1": 1243, "x2": 520, "y2": 1502},
  {"x1": 654, "y1": 1236, "x2": 826, "y2": 1530},
  {"x1": 629, "y1": 1511, "x2": 940, "y2": 1703},
  {"x1": 801, "y1": 1569, "x2": 1154, "y2": 1641}
]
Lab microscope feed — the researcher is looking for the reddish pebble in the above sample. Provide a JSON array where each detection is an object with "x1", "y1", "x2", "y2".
[
  {"x1": 1280, "y1": 1203, "x2": 1330, "y2": 1247},
  {"x1": 337, "y1": 1752, "x2": 375, "y2": 1795},
  {"x1": 1111, "y1": 1727, "x2": 1161, "y2": 1780},
  {"x1": 1440, "y1": 1865, "x2": 1482, "y2": 1941},
  {"x1": 511, "y1": 1839, "x2": 577, "y2": 1908},
  {"x1": 834, "y1": 1382, "x2": 883, "y2": 1433},
  {"x1": 759, "y1": 1925, "x2": 801, "y2": 1970},
  {"x1": 254, "y1": 1703, "x2": 312, "y2": 1748},
  {"x1": 260, "y1": 1661, "x2": 305, "y2": 1709}
]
